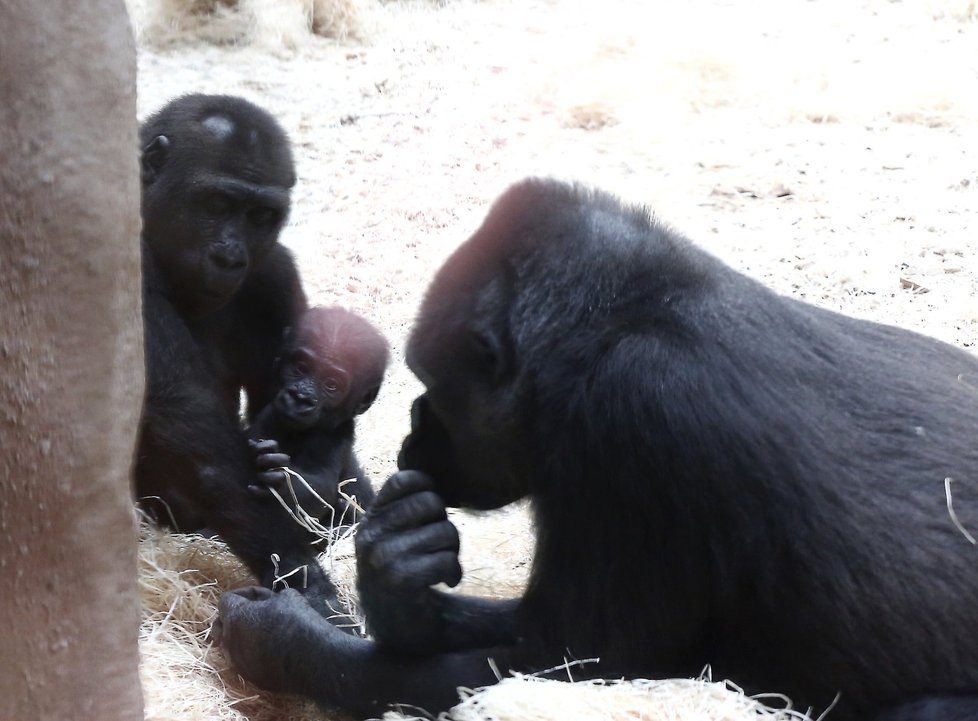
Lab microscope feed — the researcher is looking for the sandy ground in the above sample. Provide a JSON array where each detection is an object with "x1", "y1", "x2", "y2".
[
  {"x1": 130, "y1": 0, "x2": 978, "y2": 717},
  {"x1": 133, "y1": 0, "x2": 978, "y2": 486}
]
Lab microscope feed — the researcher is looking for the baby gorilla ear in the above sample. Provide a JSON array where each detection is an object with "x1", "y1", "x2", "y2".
[
  {"x1": 354, "y1": 385, "x2": 380, "y2": 416},
  {"x1": 140, "y1": 135, "x2": 170, "y2": 184}
]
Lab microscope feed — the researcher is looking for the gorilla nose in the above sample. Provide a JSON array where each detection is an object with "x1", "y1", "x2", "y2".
[
  {"x1": 288, "y1": 388, "x2": 317, "y2": 411},
  {"x1": 409, "y1": 394, "x2": 431, "y2": 431}
]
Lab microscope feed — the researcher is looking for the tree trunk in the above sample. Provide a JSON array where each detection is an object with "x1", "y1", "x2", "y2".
[{"x1": 0, "y1": 2, "x2": 144, "y2": 720}]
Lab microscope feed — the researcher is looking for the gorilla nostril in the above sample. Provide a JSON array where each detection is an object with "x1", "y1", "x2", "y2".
[{"x1": 288, "y1": 388, "x2": 316, "y2": 410}]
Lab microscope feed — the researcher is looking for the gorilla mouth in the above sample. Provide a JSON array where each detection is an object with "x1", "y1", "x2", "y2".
[
  {"x1": 192, "y1": 286, "x2": 235, "y2": 311},
  {"x1": 204, "y1": 282, "x2": 238, "y2": 299},
  {"x1": 200, "y1": 271, "x2": 246, "y2": 305},
  {"x1": 276, "y1": 396, "x2": 320, "y2": 429},
  {"x1": 287, "y1": 406, "x2": 318, "y2": 422}
]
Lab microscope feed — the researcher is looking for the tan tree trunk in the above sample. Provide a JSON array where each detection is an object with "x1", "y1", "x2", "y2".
[{"x1": 0, "y1": 2, "x2": 144, "y2": 720}]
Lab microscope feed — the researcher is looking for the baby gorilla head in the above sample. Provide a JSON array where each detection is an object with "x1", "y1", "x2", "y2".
[
  {"x1": 274, "y1": 306, "x2": 389, "y2": 431},
  {"x1": 248, "y1": 306, "x2": 386, "y2": 529}
]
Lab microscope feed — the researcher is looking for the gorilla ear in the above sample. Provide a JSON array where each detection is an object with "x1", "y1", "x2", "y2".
[
  {"x1": 353, "y1": 385, "x2": 380, "y2": 416},
  {"x1": 140, "y1": 135, "x2": 170, "y2": 184}
]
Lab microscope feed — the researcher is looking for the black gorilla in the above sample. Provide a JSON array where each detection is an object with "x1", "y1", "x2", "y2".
[
  {"x1": 249, "y1": 305, "x2": 388, "y2": 526},
  {"x1": 135, "y1": 94, "x2": 339, "y2": 609},
  {"x1": 215, "y1": 179, "x2": 978, "y2": 720}
]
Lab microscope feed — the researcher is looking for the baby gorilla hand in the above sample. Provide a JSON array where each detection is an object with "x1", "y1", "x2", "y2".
[
  {"x1": 248, "y1": 438, "x2": 291, "y2": 497},
  {"x1": 214, "y1": 586, "x2": 335, "y2": 693},
  {"x1": 355, "y1": 470, "x2": 461, "y2": 655}
]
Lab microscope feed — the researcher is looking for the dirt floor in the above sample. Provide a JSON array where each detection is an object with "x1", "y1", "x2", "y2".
[
  {"x1": 133, "y1": 0, "x2": 978, "y2": 482},
  {"x1": 130, "y1": 0, "x2": 978, "y2": 717}
]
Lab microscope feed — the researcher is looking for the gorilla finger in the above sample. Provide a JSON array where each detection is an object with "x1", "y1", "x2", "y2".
[
  {"x1": 363, "y1": 491, "x2": 448, "y2": 535},
  {"x1": 373, "y1": 470, "x2": 436, "y2": 508},
  {"x1": 360, "y1": 520, "x2": 460, "y2": 569},
  {"x1": 256, "y1": 453, "x2": 291, "y2": 471},
  {"x1": 237, "y1": 586, "x2": 276, "y2": 601},
  {"x1": 386, "y1": 551, "x2": 463, "y2": 589},
  {"x1": 214, "y1": 587, "x2": 266, "y2": 644},
  {"x1": 248, "y1": 483, "x2": 273, "y2": 498},
  {"x1": 250, "y1": 438, "x2": 281, "y2": 454},
  {"x1": 209, "y1": 616, "x2": 225, "y2": 646},
  {"x1": 257, "y1": 469, "x2": 289, "y2": 487}
]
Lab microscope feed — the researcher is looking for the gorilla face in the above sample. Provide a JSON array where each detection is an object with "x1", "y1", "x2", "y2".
[
  {"x1": 143, "y1": 169, "x2": 289, "y2": 314},
  {"x1": 270, "y1": 306, "x2": 389, "y2": 432},
  {"x1": 140, "y1": 104, "x2": 293, "y2": 316},
  {"x1": 399, "y1": 270, "x2": 532, "y2": 511},
  {"x1": 273, "y1": 348, "x2": 351, "y2": 431}
]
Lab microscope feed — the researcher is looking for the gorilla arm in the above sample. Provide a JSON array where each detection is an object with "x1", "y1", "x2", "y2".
[
  {"x1": 215, "y1": 470, "x2": 526, "y2": 717},
  {"x1": 137, "y1": 260, "x2": 338, "y2": 606},
  {"x1": 216, "y1": 586, "x2": 514, "y2": 718},
  {"x1": 232, "y1": 243, "x2": 308, "y2": 417}
]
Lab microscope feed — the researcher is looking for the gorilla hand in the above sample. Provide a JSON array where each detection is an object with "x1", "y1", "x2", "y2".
[
  {"x1": 248, "y1": 438, "x2": 291, "y2": 497},
  {"x1": 355, "y1": 470, "x2": 462, "y2": 655},
  {"x1": 213, "y1": 587, "x2": 336, "y2": 694}
]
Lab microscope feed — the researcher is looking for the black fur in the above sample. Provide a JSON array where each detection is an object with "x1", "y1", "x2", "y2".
[
  {"x1": 216, "y1": 178, "x2": 978, "y2": 719},
  {"x1": 135, "y1": 94, "x2": 339, "y2": 610}
]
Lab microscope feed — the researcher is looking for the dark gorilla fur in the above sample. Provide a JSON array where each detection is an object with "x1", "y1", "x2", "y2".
[
  {"x1": 135, "y1": 94, "x2": 340, "y2": 610},
  {"x1": 248, "y1": 306, "x2": 388, "y2": 527},
  {"x1": 215, "y1": 178, "x2": 978, "y2": 720}
]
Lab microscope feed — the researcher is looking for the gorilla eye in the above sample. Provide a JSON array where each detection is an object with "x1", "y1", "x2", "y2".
[
  {"x1": 203, "y1": 194, "x2": 232, "y2": 216},
  {"x1": 293, "y1": 359, "x2": 309, "y2": 375},
  {"x1": 248, "y1": 207, "x2": 280, "y2": 229},
  {"x1": 323, "y1": 379, "x2": 339, "y2": 394}
]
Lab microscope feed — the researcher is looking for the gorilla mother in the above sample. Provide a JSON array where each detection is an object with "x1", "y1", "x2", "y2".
[{"x1": 216, "y1": 179, "x2": 978, "y2": 721}]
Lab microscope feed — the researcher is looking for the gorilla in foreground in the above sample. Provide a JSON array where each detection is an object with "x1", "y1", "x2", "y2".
[{"x1": 215, "y1": 179, "x2": 978, "y2": 721}]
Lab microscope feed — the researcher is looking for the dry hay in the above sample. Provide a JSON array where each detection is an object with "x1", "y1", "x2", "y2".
[
  {"x1": 138, "y1": 521, "x2": 353, "y2": 721},
  {"x1": 384, "y1": 675, "x2": 815, "y2": 721},
  {"x1": 125, "y1": 0, "x2": 369, "y2": 48}
]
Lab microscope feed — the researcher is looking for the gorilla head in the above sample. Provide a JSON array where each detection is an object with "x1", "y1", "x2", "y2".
[{"x1": 140, "y1": 94, "x2": 296, "y2": 315}]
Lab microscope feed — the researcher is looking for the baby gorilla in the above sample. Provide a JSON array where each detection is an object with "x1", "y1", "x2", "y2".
[{"x1": 248, "y1": 306, "x2": 387, "y2": 529}]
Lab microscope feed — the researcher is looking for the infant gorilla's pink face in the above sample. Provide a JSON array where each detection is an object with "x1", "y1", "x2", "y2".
[{"x1": 274, "y1": 306, "x2": 388, "y2": 431}]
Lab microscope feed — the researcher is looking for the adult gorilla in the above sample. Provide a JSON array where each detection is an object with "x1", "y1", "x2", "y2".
[
  {"x1": 215, "y1": 179, "x2": 978, "y2": 720},
  {"x1": 135, "y1": 94, "x2": 338, "y2": 609}
]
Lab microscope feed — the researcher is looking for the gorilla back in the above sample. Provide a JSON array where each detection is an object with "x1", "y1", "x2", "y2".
[{"x1": 402, "y1": 179, "x2": 978, "y2": 718}]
